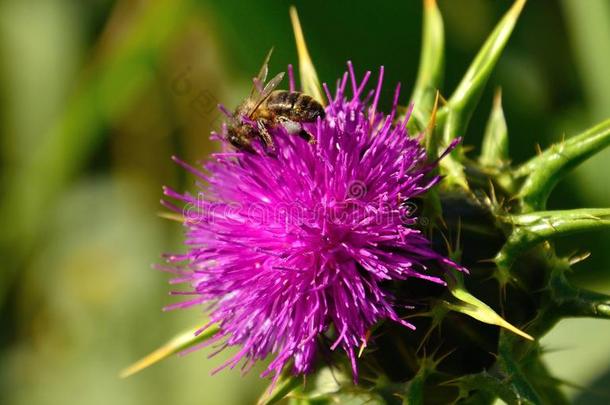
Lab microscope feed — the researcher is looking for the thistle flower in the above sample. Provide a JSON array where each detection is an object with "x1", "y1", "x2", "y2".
[
  {"x1": 121, "y1": 2, "x2": 610, "y2": 403},
  {"x1": 161, "y1": 64, "x2": 463, "y2": 383}
]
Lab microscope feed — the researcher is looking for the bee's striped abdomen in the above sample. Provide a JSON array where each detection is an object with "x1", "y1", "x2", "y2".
[{"x1": 265, "y1": 91, "x2": 325, "y2": 122}]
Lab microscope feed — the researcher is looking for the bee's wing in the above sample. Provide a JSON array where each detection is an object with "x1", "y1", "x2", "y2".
[
  {"x1": 248, "y1": 72, "x2": 285, "y2": 117},
  {"x1": 249, "y1": 48, "x2": 274, "y2": 97},
  {"x1": 262, "y1": 72, "x2": 285, "y2": 98}
]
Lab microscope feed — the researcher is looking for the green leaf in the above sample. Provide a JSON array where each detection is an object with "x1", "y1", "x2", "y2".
[
  {"x1": 438, "y1": 0, "x2": 526, "y2": 189},
  {"x1": 290, "y1": 7, "x2": 324, "y2": 105},
  {"x1": 496, "y1": 208, "x2": 610, "y2": 269},
  {"x1": 120, "y1": 324, "x2": 219, "y2": 378},
  {"x1": 516, "y1": 118, "x2": 610, "y2": 212},
  {"x1": 479, "y1": 89, "x2": 509, "y2": 167},
  {"x1": 409, "y1": 0, "x2": 445, "y2": 129},
  {"x1": 440, "y1": 0, "x2": 526, "y2": 138}
]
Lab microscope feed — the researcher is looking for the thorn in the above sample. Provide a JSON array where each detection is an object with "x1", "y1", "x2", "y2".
[
  {"x1": 461, "y1": 145, "x2": 476, "y2": 153},
  {"x1": 434, "y1": 347, "x2": 457, "y2": 365},
  {"x1": 542, "y1": 218, "x2": 558, "y2": 232},
  {"x1": 440, "y1": 230, "x2": 452, "y2": 254},
  {"x1": 437, "y1": 214, "x2": 448, "y2": 231},
  {"x1": 493, "y1": 87, "x2": 503, "y2": 108},
  {"x1": 416, "y1": 322, "x2": 437, "y2": 353},
  {"x1": 455, "y1": 217, "x2": 462, "y2": 255},
  {"x1": 427, "y1": 91, "x2": 441, "y2": 133},
  {"x1": 499, "y1": 283, "x2": 507, "y2": 315},
  {"x1": 438, "y1": 92, "x2": 449, "y2": 106},
  {"x1": 568, "y1": 251, "x2": 592, "y2": 266},
  {"x1": 488, "y1": 178, "x2": 499, "y2": 207}
]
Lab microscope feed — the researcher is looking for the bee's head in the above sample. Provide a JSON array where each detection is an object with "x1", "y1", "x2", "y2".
[{"x1": 226, "y1": 122, "x2": 255, "y2": 153}]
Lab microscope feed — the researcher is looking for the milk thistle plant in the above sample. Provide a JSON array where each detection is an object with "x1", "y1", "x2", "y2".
[{"x1": 123, "y1": 1, "x2": 610, "y2": 403}]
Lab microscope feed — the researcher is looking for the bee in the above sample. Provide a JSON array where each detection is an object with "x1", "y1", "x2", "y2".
[{"x1": 226, "y1": 50, "x2": 325, "y2": 153}]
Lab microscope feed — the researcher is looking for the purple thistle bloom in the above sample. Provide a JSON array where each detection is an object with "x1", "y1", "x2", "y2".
[{"x1": 162, "y1": 63, "x2": 463, "y2": 384}]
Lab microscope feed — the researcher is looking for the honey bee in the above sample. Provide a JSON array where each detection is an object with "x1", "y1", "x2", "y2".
[{"x1": 226, "y1": 50, "x2": 325, "y2": 152}]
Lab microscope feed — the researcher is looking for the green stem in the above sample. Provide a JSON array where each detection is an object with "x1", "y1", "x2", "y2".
[
  {"x1": 551, "y1": 273, "x2": 610, "y2": 320},
  {"x1": 496, "y1": 336, "x2": 542, "y2": 404},
  {"x1": 516, "y1": 119, "x2": 610, "y2": 212},
  {"x1": 495, "y1": 208, "x2": 610, "y2": 269}
]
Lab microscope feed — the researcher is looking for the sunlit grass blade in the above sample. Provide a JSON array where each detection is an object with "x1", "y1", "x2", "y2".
[
  {"x1": 516, "y1": 118, "x2": 610, "y2": 212},
  {"x1": 409, "y1": 0, "x2": 445, "y2": 131},
  {"x1": 120, "y1": 324, "x2": 219, "y2": 378},
  {"x1": 289, "y1": 6, "x2": 324, "y2": 105}
]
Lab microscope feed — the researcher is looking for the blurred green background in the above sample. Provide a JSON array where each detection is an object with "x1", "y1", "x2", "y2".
[{"x1": 1, "y1": 0, "x2": 609, "y2": 404}]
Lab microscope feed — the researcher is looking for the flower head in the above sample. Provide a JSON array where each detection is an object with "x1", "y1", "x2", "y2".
[{"x1": 162, "y1": 63, "x2": 462, "y2": 383}]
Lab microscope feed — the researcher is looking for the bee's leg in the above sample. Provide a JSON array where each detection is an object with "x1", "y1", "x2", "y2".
[
  {"x1": 277, "y1": 116, "x2": 316, "y2": 144},
  {"x1": 228, "y1": 134, "x2": 255, "y2": 153},
  {"x1": 255, "y1": 119, "x2": 275, "y2": 151},
  {"x1": 298, "y1": 128, "x2": 317, "y2": 144}
]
